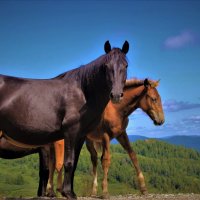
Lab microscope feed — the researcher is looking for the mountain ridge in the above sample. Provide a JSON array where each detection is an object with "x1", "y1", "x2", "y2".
[{"x1": 111, "y1": 135, "x2": 200, "y2": 151}]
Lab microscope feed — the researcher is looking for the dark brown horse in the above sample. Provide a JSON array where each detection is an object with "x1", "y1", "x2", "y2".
[
  {"x1": 86, "y1": 78, "x2": 164, "y2": 197},
  {"x1": 0, "y1": 132, "x2": 50, "y2": 197},
  {"x1": 0, "y1": 41, "x2": 129, "y2": 199}
]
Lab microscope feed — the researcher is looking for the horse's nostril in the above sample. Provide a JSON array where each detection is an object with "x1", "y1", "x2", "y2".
[
  {"x1": 120, "y1": 93, "x2": 124, "y2": 98},
  {"x1": 110, "y1": 93, "x2": 114, "y2": 99}
]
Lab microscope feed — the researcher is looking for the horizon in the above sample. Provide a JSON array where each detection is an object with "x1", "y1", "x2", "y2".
[
  {"x1": 0, "y1": 0, "x2": 200, "y2": 137},
  {"x1": 126, "y1": 133, "x2": 200, "y2": 138}
]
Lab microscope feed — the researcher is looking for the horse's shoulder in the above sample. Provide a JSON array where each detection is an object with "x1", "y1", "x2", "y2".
[{"x1": 63, "y1": 81, "x2": 86, "y2": 104}]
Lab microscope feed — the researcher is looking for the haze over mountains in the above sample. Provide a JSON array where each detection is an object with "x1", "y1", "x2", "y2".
[{"x1": 111, "y1": 135, "x2": 200, "y2": 152}]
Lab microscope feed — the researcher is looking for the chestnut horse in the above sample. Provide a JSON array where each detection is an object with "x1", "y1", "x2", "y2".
[
  {"x1": 86, "y1": 78, "x2": 164, "y2": 197},
  {"x1": 0, "y1": 41, "x2": 129, "y2": 200},
  {"x1": 47, "y1": 78, "x2": 164, "y2": 197},
  {"x1": 46, "y1": 140, "x2": 64, "y2": 197}
]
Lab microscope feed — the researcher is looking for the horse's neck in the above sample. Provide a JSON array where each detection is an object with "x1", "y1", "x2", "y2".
[
  {"x1": 57, "y1": 55, "x2": 110, "y2": 111},
  {"x1": 117, "y1": 85, "x2": 145, "y2": 117},
  {"x1": 83, "y1": 59, "x2": 110, "y2": 97},
  {"x1": 83, "y1": 67, "x2": 110, "y2": 107},
  {"x1": 76, "y1": 57, "x2": 111, "y2": 109}
]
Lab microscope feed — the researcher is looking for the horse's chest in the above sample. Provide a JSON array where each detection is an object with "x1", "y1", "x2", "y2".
[{"x1": 104, "y1": 116, "x2": 127, "y2": 139}]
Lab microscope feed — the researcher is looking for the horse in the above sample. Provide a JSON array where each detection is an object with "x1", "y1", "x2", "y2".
[
  {"x1": 47, "y1": 78, "x2": 164, "y2": 198},
  {"x1": 0, "y1": 132, "x2": 50, "y2": 197},
  {"x1": 86, "y1": 78, "x2": 164, "y2": 198},
  {"x1": 0, "y1": 40, "x2": 129, "y2": 200}
]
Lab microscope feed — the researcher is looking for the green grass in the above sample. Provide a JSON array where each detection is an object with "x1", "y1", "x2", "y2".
[{"x1": 0, "y1": 140, "x2": 200, "y2": 197}]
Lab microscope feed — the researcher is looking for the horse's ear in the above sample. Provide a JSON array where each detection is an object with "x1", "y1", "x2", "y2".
[
  {"x1": 150, "y1": 79, "x2": 160, "y2": 88},
  {"x1": 104, "y1": 40, "x2": 111, "y2": 54},
  {"x1": 155, "y1": 79, "x2": 160, "y2": 87},
  {"x1": 122, "y1": 41, "x2": 129, "y2": 54},
  {"x1": 144, "y1": 78, "x2": 149, "y2": 88}
]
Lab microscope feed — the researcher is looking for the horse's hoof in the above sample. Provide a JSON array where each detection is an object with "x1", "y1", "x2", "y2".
[
  {"x1": 91, "y1": 194, "x2": 98, "y2": 198},
  {"x1": 47, "y1": 190, "x2": 57, "y2": 197},
  {"x1": 61, "y1": 191, "x2": 77, "y2": 200},
  {"x1": 101, "y1": 193, "x2": 110, "y2": 199},
  {"x1": 91, "y1": 191, "x2": 98, "y2": 197},
  {"x1": 141, "y1": 188, "x2": 148, "y2": 195},
  {"x1": 57, "y1": 187, "x2": 62, "y2": 194},
  {"x1": 37, "y1": 194, "x2": 46, "y2": 197}
]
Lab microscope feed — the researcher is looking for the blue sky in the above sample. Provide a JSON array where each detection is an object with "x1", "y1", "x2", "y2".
[{"x1": 0, "y1": 0, "x2": 200, "y2": 137}]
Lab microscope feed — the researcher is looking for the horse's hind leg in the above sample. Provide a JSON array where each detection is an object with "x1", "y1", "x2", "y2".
[
  {"x1": 86, "y1": 139, "x2": 98, "y2": 196},
  {"x1": 37, "y1": 146, "x2": 50, "y2": 197},
  {"x1": 46, "y1": 144, "x2": 57, "y2": 197},
  {"x1": 101, "y1": 134, "x2": 111, "y2": 199},
  {"x1": 56, "y1": 167, "x2": 63, "y2": 193},
  {"x1": 54, "y1": 140, "x2": 64, "y2": 193},
  {"x1": 116, "y1": 132, "x2": 147, "y2": 194}
]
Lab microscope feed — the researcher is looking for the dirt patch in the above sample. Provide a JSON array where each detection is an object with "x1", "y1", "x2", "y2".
[
  {"x1": 81, "y1": 194, "x2": 200, "y2": 200},
  {"x1": 2, "y1": 194, "x2": 200, "y2": 200}
]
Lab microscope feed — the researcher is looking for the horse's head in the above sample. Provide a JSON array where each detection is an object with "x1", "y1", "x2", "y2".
[
  {"x1": 104, "y1": 40, "x2": 129, "y2": 104},
  {"x1": 139, "y1": 79, "x2": 165, "y2": 126}
]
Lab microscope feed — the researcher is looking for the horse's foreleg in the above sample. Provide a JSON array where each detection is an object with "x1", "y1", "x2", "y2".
[
  {"x1": 116, "y1": 132, "x2": 147, "y2": 194},
  {"x1": 46, "y1": 145, "x2": 56, "y2": 197},
  {"x1": 101, "y1": 134, "x2": 111, "y2": 198},
  {"x1": 37, "y1": 146, "x2": 50, "y2": 197},
  {"x1": 86, "y1": 139, "x2": 98, "y2": 196},
  {"x1": 62, "y1": 124, "x2": 84, "y2": 200}
]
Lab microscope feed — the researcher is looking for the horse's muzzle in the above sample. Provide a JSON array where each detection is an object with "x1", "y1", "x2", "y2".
[
  {"x1": 154, "y1": 119, "x2": 165, "y2": 126},
  {"x1": 110, "y1": 92, "x2": 123, "y2": 104}
]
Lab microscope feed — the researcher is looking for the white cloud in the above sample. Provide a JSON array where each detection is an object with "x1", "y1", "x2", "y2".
[
  {"x1": 163, "y1": 31, "x2": 198, "y2": 49},
  {"x1": 163, "y1": 100, "x2": 200, "y2": 112}
]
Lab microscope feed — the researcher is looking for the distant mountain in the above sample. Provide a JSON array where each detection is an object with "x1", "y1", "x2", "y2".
[
  {"x1": 111, "y1": 135, "x2": 200, "y2": 152},
  {"x1": 159, "y1": 135, "x2": 200, "y2": 152}
]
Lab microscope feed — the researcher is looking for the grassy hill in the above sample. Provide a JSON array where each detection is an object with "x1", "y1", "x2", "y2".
[{"x1": 0, "y1": 140, "x2": 200, "y2": 197}]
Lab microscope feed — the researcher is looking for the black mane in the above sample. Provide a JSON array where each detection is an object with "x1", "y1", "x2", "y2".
[
  {"x1": 55, "y1": 54, "x2": 107, "y2": 82},
  {"x1": 55, "y1": 48, "x2": 127, "y2": 86}
]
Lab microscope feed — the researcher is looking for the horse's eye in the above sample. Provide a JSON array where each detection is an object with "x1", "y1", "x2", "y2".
[
  {"x1": 125, "y1": 65, "x2": 128, "y2": 68},
  {"x1": 152, "y1": 98, "x2": 157, "y2": 103}
]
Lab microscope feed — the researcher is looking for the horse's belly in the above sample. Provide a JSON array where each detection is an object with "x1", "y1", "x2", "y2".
[
  {"x1": 86, "y1": 130, "x2": 104, "y2": 142},
  {"x1": 0, "y1": 136, "x2": 39, "y2": 158},
  {"x1": 2, "y1": 128, "x2": 63, "y2": 146},
  {"x1": 0, "y1": 112, "x2": 63, "y2": 146},
  {"x1": 0, "y1": 113, "x2": 61, "y2": 133},
  {"x1": 0, "y1": 100, "x2": 63, "y2": 143}
]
